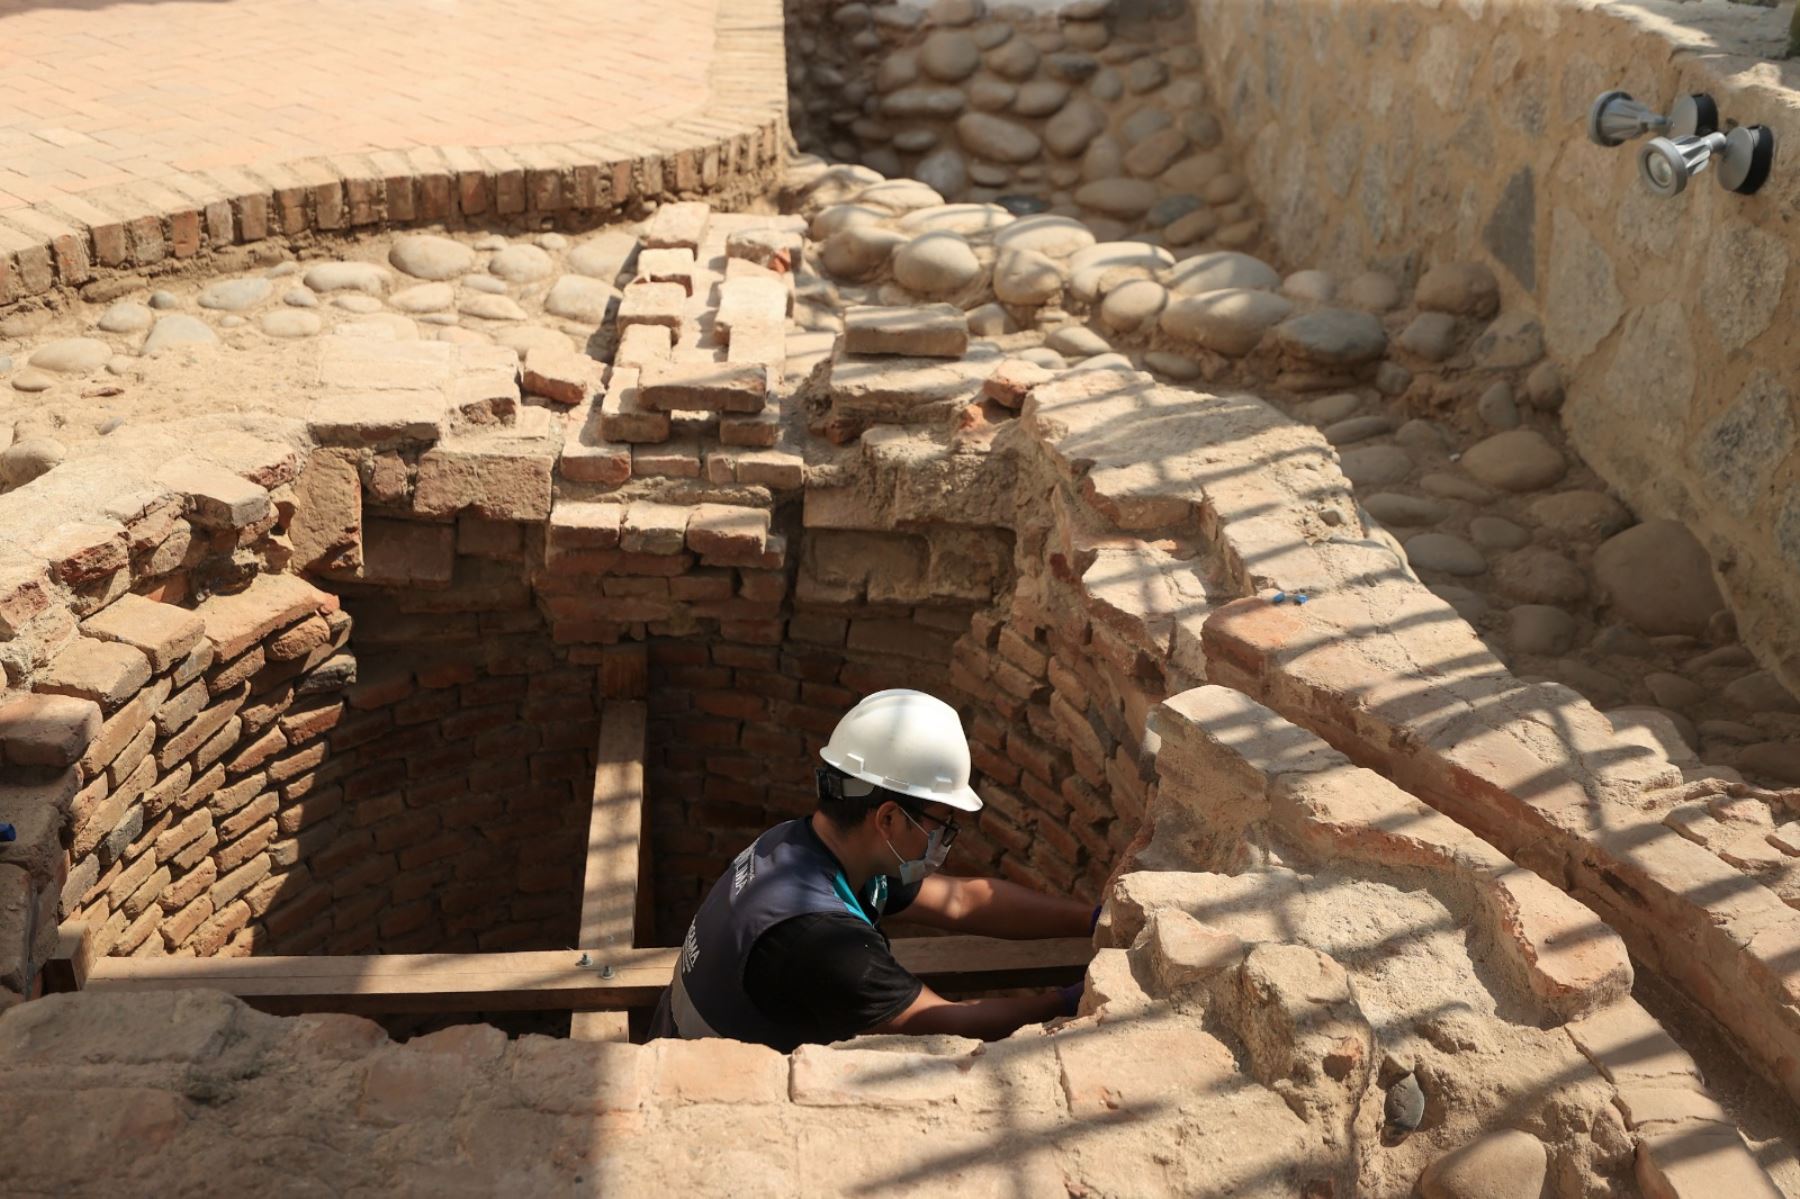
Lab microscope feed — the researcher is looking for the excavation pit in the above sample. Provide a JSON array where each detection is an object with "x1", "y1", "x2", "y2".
[{"x1": 3, "y1": 0, "x2": 1800, "y2": 1191}]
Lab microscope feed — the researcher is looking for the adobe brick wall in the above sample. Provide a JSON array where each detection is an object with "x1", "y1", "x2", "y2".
[
  {"x1": 277, "y1": 642, "x2": 599, "y2": 956},
  {"x1": 0, "y1": 442, "x2": 365, "y2": 996},
  {"x1": 642, "y1": 598, "x2": 972, "y2": 940}
]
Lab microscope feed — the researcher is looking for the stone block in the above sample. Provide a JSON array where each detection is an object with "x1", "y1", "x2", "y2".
[
  {"x1": 32, "y1": 520, "x2": 128, "y2": 586},
  {"x1": 983, "y1": 358, "x2": 1053, "y2": 409},
  {"x1": 155, "y1": 458, "x2": 271, "y2": 530},
  {"x1": 194, "y1": 573, "x2": 330, "y2": 659},
  {"x1": 307, "y1": 391, "x2": 446, "y2": 447},
  {"x1": 638, "y1": 361, "x2": 767, "y2": 414},
  {"x1": 785, "y1": 1042, "x2": 952, "y2": 1109},
  {"x1": 736, "y1": 450, "x2": 805, "y2": 491},
  {"x1": 267, "y1": 615, "x2": 330, "y2": 662},
  {"x1": 502, "y1": 1036, "x2": 645, "y2": 1115},
  {"x1": 686, "y1": 505, "x2": 770, "y2": 559},
  {"x1": 715, "y1": 277, "x2": 788, "y2": 343},
  {"x1": 634, "y1": 247, "x2": 698, "y2": 294},
  {"x1": 631, "y1": 436, "x2": 702, "y2": 480},
  {"x1": 843, "y1": 304, "x2": 969, "y2": 359},
  {"x1": 0, "y1": 694, "x2": 101, "y2": 768},
  {"x1": 599, "y1": 369, "x2": 672, "y2": 444},
  {"x1": 1054, "y1": 1010, "x2": 1248, "y2": 1118},
  {"x1": 821, "y1": 348, "x2": 995, "y2": 434},
  {"x1": 726, "y1": 226, "x2": 802, "y2": 272},
  {"x1": 704, "y1": 450, "x2": 737, "y2": 485},
  {"x1": 1485, "y1": 867, "x2": 1632, "y2": 1020},
  {"x1": 448, "y1": 359, "x2": 522, "y2": 428},
  {"x1": 1142, "y1": 908, "x2": 1245, "y2": 992},
  {"x1": 522, "y1": 347, "x2": 604, "y2": 407},
  {"x1": 548, "y1": 502, "x2": 625, "y2": 557},
  {"x1": 414, "y1": 426, "x2": 556, "y2": 521},
  {"x1": 719, "y1": 409, "x2": 781, "y2": 448},
  {"x1": 643, "y1": 200, "x2": 710, "y2": 250},
  {"x1": 616, "y1": 323, "x2": 674, "y2": 369},
  {"x1": 358, "y1": 519, "x2": 455, "y2": 586},
  {"x1": 620, "y1": 503, "x2": 690, "y2": 555},
  {"x1": 82, "y1": 594, "x2": 205, "y2": 672},
  {"x1": 617, "y1": 282, "x2": 688, "y2": 338},
  {"x1": 0, "y1": 551, "x2": 54, "y2": 639},
  {"x1": 34, "y1": 637, "x2": 152, "y2": 712},
  {"x1": 725, "y1": 318, "x2": 787, "y2": 368},
  {"x1": 650, "y1": 1038, "x2": 787, "y2": 1105},
  {"x1": 1637, "y1": 1125, "x2": 1782, "y2": 1199},
  {"x1": 1565, "y1": 1001, "x2": 1703, "y2": 1088},
  {"x1": 1613, "y1": 1083, "x2": 1731, "y2": 1129},
  {"x1": 559, "y1": 397, "x2": 632, "y2": 486},
  {"x1": 317, "y1": 337, "x2": 456, "y2": 391}
]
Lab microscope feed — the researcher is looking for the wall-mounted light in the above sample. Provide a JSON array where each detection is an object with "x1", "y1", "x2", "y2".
[
  {"x1": 1587, "y1": 91, "x2": 1716, "y2": 146},
  {"x1": 1590, "y1": 90, "x2": 1774, "y2": 197},
  {"x1": 1640, "y1": 126, "x2": 1777, "y2": 197}
]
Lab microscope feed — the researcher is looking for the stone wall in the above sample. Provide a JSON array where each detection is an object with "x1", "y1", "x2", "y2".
[
  {"x1": 1189, "y1": 0, "x2": 1800, "y2": 701},
  {"x1": 785, "y1": 0, "x2": 1262, "y2": 248}
]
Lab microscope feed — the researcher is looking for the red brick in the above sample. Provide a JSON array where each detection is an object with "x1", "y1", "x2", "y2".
[
  {"x1": 693, "y1": 690, "x2": 770, "y2": 722},
  {"x1": 277, "y1": 786, "x2": 343, "y2": 833},
  {"x1": 0, "y1": 694, "x2": 101, "y2": 768},
  {"x1": 279, "y1": 698, "x2": 344, "y2": 744},
  {"x1": 83, "y1": 593, "x2": 206, "y2": 672}
]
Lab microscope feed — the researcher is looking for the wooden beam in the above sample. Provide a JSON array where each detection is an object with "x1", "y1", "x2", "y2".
[
  {"x1": 84, "y1": 936, "x2": 1093, "y2": 1017},
  {"x1": 39, "y1": 921, "x2": 95, "y2": 995},
  {"x1": 571, "y1": 700, "x2": 647, "y2": 1043},
  {"x1": 598, "y1": 643, "x2": 648, "y2": 701}
]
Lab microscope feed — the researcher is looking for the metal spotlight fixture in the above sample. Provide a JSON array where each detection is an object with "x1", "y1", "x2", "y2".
[
  {"x1": 1638, "y1": 125, "x2": 1777, "y2": 198},
  {"x1": 1588, "y1": 90, "x2": 1718, "y2": 147}
]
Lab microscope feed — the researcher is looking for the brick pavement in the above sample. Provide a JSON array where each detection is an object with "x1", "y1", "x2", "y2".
[{"x1": 0, "y1": 0, "x2": 723, "y2": 213}]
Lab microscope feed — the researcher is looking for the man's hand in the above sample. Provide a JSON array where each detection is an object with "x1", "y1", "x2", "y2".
[
  {"x1": 899, "y1": 874, "x2": 1096, "y2": 939},
  {"x1": 870, "y1": 980, "x2": 1067, "y2": 1040}
]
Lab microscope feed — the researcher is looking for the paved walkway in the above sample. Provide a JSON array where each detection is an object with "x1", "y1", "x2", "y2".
[{"x1": 0, "y1": 0, "x2": 723, "y2": 214}]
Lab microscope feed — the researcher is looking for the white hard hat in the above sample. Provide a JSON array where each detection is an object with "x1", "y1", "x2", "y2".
[{"x1": 819, "y1": 689, "x2": 983, "y2": 813}]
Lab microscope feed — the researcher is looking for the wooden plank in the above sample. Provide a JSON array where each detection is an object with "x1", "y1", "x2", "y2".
[
  {"x1": 569, "y1": 700, "x2": 647, "y2": 1042},
  {"x1": 599, "y1": 643, "x2": 648, "y2": 700},
  {"x1": 579, "y1": 700, "x2": 646, "y2": 955},
  {"x1": 39, "y1": 920, "x2": 95, "y2": 995},
  {"x1": 570, "y1": 1010, "x2": 631, "y2": 1041},
  {"x1": 84, "y1": 936, "x2": 1093, "y2": 1017}
]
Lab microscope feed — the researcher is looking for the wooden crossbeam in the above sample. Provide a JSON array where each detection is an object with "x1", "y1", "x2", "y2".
[
  {"x1": 84, "y1": 936, "x2": 1093, "y2": 1017},
  {"x1": 571, "y1": 699, "x2": 648, "y2": 1043},
  {"x1": 39, "y1": 921, "x2": 96, "y2": 995}
]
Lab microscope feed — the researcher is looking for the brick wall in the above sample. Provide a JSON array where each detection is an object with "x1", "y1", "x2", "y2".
[
  {"x1": 642, "y1": 600, "x2": 971, "y2": 941},
  {"x1": 275, "y1": 639, "x2": 598, "y2": 956},
  {"x1": 0, "y1": 436, "x2": 370, "y2": 994}
]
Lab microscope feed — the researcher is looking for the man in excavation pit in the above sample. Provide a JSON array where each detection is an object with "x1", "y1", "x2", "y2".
[{"x1": 648, "y1": 688, "x2": 1098, "y2": 1051}]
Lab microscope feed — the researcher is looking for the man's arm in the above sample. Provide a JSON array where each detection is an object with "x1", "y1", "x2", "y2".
[
  {"x1": 894, "y1": 874, "x2": 1094, "y2": 938},
  {"x1": 869, "y1": 979, "x2": 1067, "y2": 1040}
]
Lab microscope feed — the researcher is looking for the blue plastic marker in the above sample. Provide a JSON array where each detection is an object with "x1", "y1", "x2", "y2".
[{"x1": 0, "y1": 823, "x2": 15, "y2": 843}]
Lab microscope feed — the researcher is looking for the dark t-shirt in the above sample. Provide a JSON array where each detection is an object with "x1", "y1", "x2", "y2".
[{"x1": 737, "y1": 823, "x2": 923, "y2": 1052}]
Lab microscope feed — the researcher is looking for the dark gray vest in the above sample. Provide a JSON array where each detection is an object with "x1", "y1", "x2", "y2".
[{"x1": 668, "y1": 818, "x2": 890, "y2": 1045}]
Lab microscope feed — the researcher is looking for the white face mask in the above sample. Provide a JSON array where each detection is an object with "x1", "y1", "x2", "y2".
[{"x1": 885, "y1": 808, "x2": 952, "y2": 886}]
